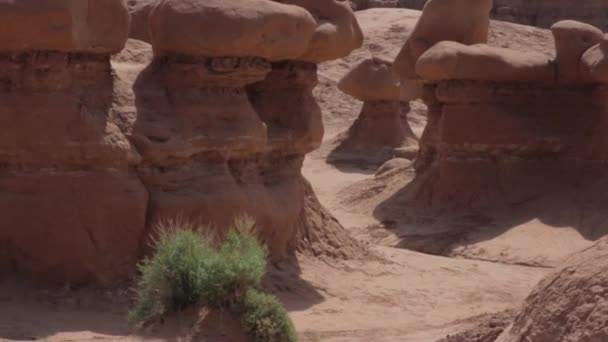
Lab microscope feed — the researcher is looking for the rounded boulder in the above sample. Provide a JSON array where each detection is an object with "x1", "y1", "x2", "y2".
[{"x1": 148, "y1": 0, "x2": 316, "y2": 60}]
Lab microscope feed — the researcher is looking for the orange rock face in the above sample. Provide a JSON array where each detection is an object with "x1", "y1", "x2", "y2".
[
  {"x1": 392, "y1": 1, "x2": 608, "y2": 210},
  {"x1": 0, "y1": 1, "x2": 147, "y2": 285},
  {"x1": 392, "y1": 0, "x2": 492, "y2": 99}
]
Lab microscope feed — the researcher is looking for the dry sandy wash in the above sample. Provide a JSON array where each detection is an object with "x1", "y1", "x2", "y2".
[{"x1": 2, "y1": 4, "x2": 608, "y2": 342}]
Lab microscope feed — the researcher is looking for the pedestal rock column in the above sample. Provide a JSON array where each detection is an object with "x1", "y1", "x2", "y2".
[
  {"x1": 0, "y1": 0, "x2": 147, "y2": 285},
  {"x1": 135, "y1": 0, "x2": 318, "y2": 257},
  {"x1": 335, "y1": 57, "x2": 419, "y2": 163}
]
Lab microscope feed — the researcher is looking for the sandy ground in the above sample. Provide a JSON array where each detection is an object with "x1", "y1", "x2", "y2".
[{"x1": 0, "y1": 8, "x2": 580, "y2": 342}]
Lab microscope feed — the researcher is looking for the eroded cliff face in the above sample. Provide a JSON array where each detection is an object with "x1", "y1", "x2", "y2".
[
  {"x1": 415, "y1": 81, "x2": 608, "y2": 209},
  {"x1": 0, "y1": 52, "x2": 149, "y2": 285}
]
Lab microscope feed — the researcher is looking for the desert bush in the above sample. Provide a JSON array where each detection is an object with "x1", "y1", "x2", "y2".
[
  {"x1": 128, "y1": 218, "x2": 267, "y2": 325},
  {"x1": 128, "y1": 217, "x2": 297, "y2": 342},
  {"x1": 239, "y1": 288, "x2": 297, "y2": 342}
]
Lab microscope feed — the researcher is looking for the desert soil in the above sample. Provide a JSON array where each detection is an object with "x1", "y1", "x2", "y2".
[{"x1": 0, "y1": 8, "x2": 592, "y2": 342}]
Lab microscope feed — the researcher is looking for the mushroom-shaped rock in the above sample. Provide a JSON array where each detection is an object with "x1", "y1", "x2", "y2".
[
  {"x1": 392, "y1": 0, "x2": 492, "y2": 99},
  {"x1": 551, "y1": 20, "x2": 604, "y2": 84},
  {"x1": 149, "y1": 0, "x2": 316, "y2": 60},
  {"x1": 581, "y1": 35, "x2": 608, "y2": 83},
  {"x1": 496, "y1": 236, "x2": 608, "y2": 342},
  {"x1": 416, "y1": 41, "x2": 555, "y2": 83},
  {"x1": 277, "y1": 0, "x2": 364, "y2": 63},
  {"x1": 0, "y1": 0, "x2": 147, "y2": 284},
  {"x1": 134, "y1": 0, "x2": 338, "y2": 258},
  {"x1": 0, "y1": 0, "x2": 129, "y2": 53},
  {"x1": 332, "y1": 58, "x2": 419, "y2": 164}
]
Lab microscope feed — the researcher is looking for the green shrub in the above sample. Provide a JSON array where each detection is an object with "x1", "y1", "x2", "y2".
[
  {"x1": 128, "y1": 218, "x2": 268, "y2": 325},
  {"x1": 239, "y1": 289, "x2": 297, "y2": 342},
  {"x1": 128, "y1": 217, "x2": 297, "y2": 341}
]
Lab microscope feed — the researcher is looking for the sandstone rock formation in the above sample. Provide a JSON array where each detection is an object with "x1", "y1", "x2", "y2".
[
  {"x1": 278, "y1": 0, "x2": 364, "y2": 63},
  {"x1": 132, "y1": 0, "x2": 360, "y2": 259},
  {"x1": 413, "y1": 63, "x2": 608, "y2": 209},
  {"x1": 0, "y1": 0, "x2": 146, "y2": 285},
  {"x1": 392, "y1": 0, "x2": 492, "y2": 100},
  {"x1": 127, "y1": 0, "x2": 156, "y2": 43},
  {"x1": 495, "y1": 236, "x2": 608, "y2": 342},
  {"x1": 551, "y1": 20, "x2": 604, "y2": 84},
  {"x1": 332, "y1": 57, "x2": 419, "y2": 163},
  {"x1": 1, "y1": 0, "x2": 364, "y2": 284},
  {"x1": 582, "y1": 34, "x2": 608, "y2": 83},
  {"x1": 416, "y1": 42, "x2": 554, "y2": 83},
  {"x1": 391, "y1": 2, "x2": 608, "y2": 211}
]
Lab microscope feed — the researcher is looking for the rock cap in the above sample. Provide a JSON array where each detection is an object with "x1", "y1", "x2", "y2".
[
  {"x1": 149, "y1": 0, "x2": 316, "y2": 60},
  {"x1": 551, "y1": 20, "x2": 604, "y2": 84},
  {"x1": 338, "y1": 57, "x2": 401, "y2": 101},
  {"x1": 278, "y1": 0, "x2": 364, "y2": 63},
  {"x1": 416, "y1": 41, "x2": 554, "y2": 83},
  {"x1": 392, "y1": 0, "x2": 492, "y2": 81}
]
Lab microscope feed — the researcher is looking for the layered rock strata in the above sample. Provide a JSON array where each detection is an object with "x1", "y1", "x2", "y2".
[
  {"x1": 1, "y1": 0, "x2": 364, "y2": 284},
  {"x1": 0, "y1": 0, "x2": 145, "y2": 285}
]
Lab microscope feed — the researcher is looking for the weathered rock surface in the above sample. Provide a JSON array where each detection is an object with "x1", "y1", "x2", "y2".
[
  {"x1": 0, "y1": 1, "x2": 146, "y2": 285},
  {"x1": 390, "y1": 2, "x2": 608, "y2": 210},
  {"x1": 496, "y1": 236, "x2": 608, "y2": 342},
  {"x1": 551, "y1": 20, "x2": 604, "y2": 84},
  {"x1": 392, "y1": 0, "x2": 492, "y2": 99},
  {"x1": 127, "y1": 0, "x2": 157, "y2": 43},
  {"x1": 436, "y1": 311, "x2": 516, "y2": 342},
  {"x1": 149, "y1": 0, "x2": 316, "y2": 60},
  {"x1": 416, "y1": 41, "x2": 554, "y2": 83},
  {"x1": 581, "y1": 35, "x2": 608, "y2": 83},
  {"x1": 1, "y1": 0, "x2": 364, "y2": 284},
  {"x1": 279, "y1": 0, "x2": 364, "y2": 63}
]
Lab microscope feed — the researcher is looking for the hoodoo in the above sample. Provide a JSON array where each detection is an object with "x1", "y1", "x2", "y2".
[
  {"x1": 391, "y1": 0, "x2": 608, "y2": 211},
  {"x1": 333, "y1": 57, "x2": 419, "y2": 163},
  {"x1": 132, "y1": 0, "x2": 318, "y2": 258},
  {"x1": 0, "y1": 0, "x2": 145, "y2": 285},
  {"x1": 392, "y1": 0, "x2": 492, "y2": 100},
  {"x1": 0, "y1": 0, "x2": 365, "y2": 284}
]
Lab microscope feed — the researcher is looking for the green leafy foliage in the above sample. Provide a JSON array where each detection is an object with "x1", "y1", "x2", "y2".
[{"x1": 239, "y1": 289, "x2": 297, "y2": 342}]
